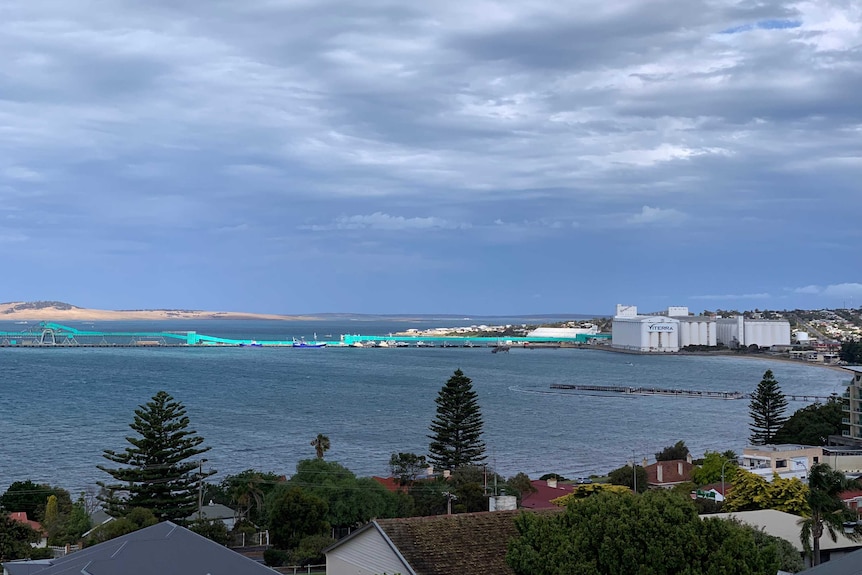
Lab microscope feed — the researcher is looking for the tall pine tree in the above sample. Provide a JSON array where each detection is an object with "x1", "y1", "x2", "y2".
[
  {"x1": 428, "y1": 369, "x2": 486, "y2": 470},
  {"x1": 97, "y1": 391, "x2": 214, "y2": 522},
  {"x1": 749, "y1": 370, "x2": 789, "y2": 445}
]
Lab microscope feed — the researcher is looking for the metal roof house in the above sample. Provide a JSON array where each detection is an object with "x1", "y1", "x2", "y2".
[
  {"x1": 2, "y1": 521, "x2": 275, "y2": 575},
  {"x1": 709, "y1": 509, "x2": 862, "y2": 566}
]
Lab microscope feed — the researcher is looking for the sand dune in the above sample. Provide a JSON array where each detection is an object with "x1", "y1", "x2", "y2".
[{"x1": 0, "y1": 301, "x2": 315, "y2": 321}]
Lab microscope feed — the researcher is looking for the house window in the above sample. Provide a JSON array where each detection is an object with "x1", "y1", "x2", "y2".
[
  {"x1": 776, "y1": 460, "x2": 787, "y2": 468},
  {"x1": 814, "y1": 457, "x2": 819, "y2": 463}
]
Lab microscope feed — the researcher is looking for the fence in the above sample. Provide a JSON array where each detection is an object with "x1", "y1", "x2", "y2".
[{"x1": 274, "y1": 564, "x2": 325, "y2": 574}]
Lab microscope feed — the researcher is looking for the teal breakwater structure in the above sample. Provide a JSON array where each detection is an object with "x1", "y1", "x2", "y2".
[{"x1": 0, "y1": 322, "x2": 611, "y2": 348}]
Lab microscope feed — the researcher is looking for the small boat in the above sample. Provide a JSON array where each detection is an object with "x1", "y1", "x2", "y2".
[
  {"x1": 293, "y1": 339, "x2": 325, "y2": 348},
  {"x1": 492, "y1": 345, "x2": 510, "y2": 354},
  {"x1": 240, "y1": 340, "x2": 262, "y2": 347}
]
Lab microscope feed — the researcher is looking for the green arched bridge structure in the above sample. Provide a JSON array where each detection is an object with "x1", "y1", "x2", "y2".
[{"x1": 0, "y1": 322, "x2": 611, "y2": 348}]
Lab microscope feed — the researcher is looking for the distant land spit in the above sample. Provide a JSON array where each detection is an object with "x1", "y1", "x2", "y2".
[
  {"x1": 0, "y1": 301, "x2": 599, "y2": 322},
  {"x1": 0, "y1": 301, "x2": 315, "y2": 321}
]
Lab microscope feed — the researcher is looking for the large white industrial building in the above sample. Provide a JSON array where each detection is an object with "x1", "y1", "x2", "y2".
[
  {"x1": 716, "y1": 316, "x2": 791, "y2": 349},
  {"x1": 611, "y1": 305, "x2": 680, "y2": 352},
  {"x1": 612, "y1": 305, "x2": 790, "y2": 353},
  {"x1": 527, "y1": 326, "x2": 598, "y2": 338}
]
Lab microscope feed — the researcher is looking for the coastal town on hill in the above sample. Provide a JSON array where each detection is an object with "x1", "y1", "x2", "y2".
[{"x1": 3, "y1": 302, "x2": 862, "y2": 573}]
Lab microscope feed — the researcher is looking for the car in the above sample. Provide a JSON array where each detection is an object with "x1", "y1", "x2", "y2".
[{"x1": 576, "y1": 477, "x2": 593, "y2": 484}]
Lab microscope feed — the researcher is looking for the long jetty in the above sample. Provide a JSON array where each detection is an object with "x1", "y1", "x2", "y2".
[{"x1": 549, "y1": 384, "x2": 831, "y2": 402}]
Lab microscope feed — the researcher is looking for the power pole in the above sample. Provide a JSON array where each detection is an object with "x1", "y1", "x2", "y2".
[
  {"x1": 197, "y1": 458, "x2": 208, "y2": 521},
  {"x1": 632, "y1": 450, "x2": 637, "y2": 493},
  {"x1": 443, "y1": 491, "x2": 457, "y2": 515}
]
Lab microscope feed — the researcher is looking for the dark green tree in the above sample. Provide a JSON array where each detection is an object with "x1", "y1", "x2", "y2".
[
  {"x1": 449, "y1": 465, "x2": 491, "y2": 513},
  {"x1": 64, "y1": 497, "x2": 92, "y2": 543},
  {"x1": 691, "y1": 451, "x2": 738, "y2": 486},
  {"x1": 389, "y1": 452, "x2": 428, "y2": 486},
  {"x1": 773, "y1": 397, "x2": 843, "y2": 445},
  {"x1": 839, "y1": 342, "x2": 862, "y2": 364},
  {"x1": 287, "y1": 459, "x2": 405, "y2": 529},
  {"x1": 749, "y1": 370, "x2": 789, "y2": 445},
  {"x1": 222, "y1": 469, "x2": 283, "y2": 525},
  {"x1": 85, "y1": 507, "x2": 158, "y2": 545},
  {"x1": 188, "y1": 518, "x2": 231, "y2": 545},
  {"x1": 800, "y1": 463, "x2": 859, "y2": 566},
  {"x1": 0, "y1": 513, "x2": 39, "y2": 562},
  {"x1": 427, "y1": 369, "x2": 486, "y2": 470},
  {"x1": 97, "y1": 391, "x2": 214, "y2": 522},
  {"x1": 407, "y1": 480, "x2": 448, "y2": 516},
  {"x1": 267, "y1": 486, "x2": 329, "y2": 549},
  {"x1": 290, "y1": 534, "x2": 337, "y2": 566},
  {"x1": 746, "y1": 523, "x2": 804, "y2": 573},
  {"x1": 655, "y1": 440, "x2": 690, "y2": 461},
  {"x1": 0, "y1": 480, "x2": 71, "y2": 522},
  {"x1": 505, "y1": 472, "x2": 536, "y2": 501},
  {"x1": 506, "y1": 490, "x2": 781, "y2": 575},
  {"x1": 607, "y1": 463, "x2": 647, "y2": 493}
]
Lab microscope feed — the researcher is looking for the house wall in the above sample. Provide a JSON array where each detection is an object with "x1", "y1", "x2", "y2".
[
  {"x1": 742, "y1": 446, "x2": 822, "y2": 473},
  {"x1": 326, "y1": 528, "x2": 410, "y2": 575}
]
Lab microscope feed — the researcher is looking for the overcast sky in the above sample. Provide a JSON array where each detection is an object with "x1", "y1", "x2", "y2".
[{"x1": 1, "y1": 0, "x2": 860, "y2": 315}]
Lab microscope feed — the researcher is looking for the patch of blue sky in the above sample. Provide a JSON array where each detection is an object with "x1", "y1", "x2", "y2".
[{"x1": 721, "y1": 19, "x2": 802, "y2": 34}]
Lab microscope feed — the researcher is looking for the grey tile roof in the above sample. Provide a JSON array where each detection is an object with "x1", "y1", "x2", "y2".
[
  {"x1": 801, "y1": 547, "x2": 862, "y2": 574},
  {"x1": 3, "y1": 521, "x2": 275, "y2": 575},
  {"x1": 185, "y1": 503, "x2": 236, "y2": 522}
]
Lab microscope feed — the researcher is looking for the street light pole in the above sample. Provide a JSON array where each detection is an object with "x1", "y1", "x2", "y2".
[{"x1": 197, "y1": 458, "x2": 208, "y2": 521}]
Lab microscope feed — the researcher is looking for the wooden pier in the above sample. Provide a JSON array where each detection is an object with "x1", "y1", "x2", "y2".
[{"x1": 549, "y1": 384, "x2": 832, "y2": 402}]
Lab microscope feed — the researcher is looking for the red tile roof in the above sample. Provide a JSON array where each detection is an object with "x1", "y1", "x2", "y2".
[
  {"x1": 372, "y1": 476, "x2": 408, "y2": 493},
  {"x1": 520, "y1": 479, "x2": 574, "y2": 509},
  {"x1": 9, "y1": 511, "x2": 43, "y2": 533}
]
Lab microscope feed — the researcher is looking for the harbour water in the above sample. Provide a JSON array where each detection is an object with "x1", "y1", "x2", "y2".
[{"x1": 0, "y1": 319, "x2": 851, "y2": 493}]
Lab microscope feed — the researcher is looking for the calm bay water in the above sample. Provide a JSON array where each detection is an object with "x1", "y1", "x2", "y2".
[{"x1": 0, "y1": 319, "x2": 851, "y2": 493}]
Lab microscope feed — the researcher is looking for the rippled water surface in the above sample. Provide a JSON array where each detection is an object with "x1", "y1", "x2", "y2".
[{"x1": 0, "y1": 320, "x2": 850, "y2": 492}]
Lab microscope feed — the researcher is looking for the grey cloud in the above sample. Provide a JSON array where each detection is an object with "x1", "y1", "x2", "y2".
[
  {"x1": 305, "y1": 212, "x2": 471, "y2": 231},
  {"x1": 0, "y1": 0, "x2": 860, "y2": 252},
  {"x1": 626, "y1": 206, "x2": 687, "y2": 225},
  {"x1": 691, "y1": 293, "x2": 772, "y2": 300}
]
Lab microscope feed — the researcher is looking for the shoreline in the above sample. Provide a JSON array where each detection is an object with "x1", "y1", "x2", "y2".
[{"x1": 591, "y1": 343, "x2": 850, "y2": 374}]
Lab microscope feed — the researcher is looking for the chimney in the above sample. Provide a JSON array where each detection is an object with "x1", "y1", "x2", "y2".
[
  {"x1": 657, "y1": 464, "x2": 663, "y2": 483},
  {"x1": 547, "y1": 477, "x2": 557, "y2": 488},
  {"x1": 426, "y1": 466, "x2": 434, "y2": 476},
  {"x1": 443, "y1": 470, "x2": 451, "y2": 479},
  {"x1": 642, "y1": 458, "x2": 648, "y2": 468},
  {"x1": 686, "y1": 453, "x2": 693, "y2": 464}
]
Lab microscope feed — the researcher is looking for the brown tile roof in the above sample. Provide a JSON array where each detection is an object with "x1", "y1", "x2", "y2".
[
  {"x1": 375, "y1": 509, "x2": 562, "y2": 575},
  {"x1": 645, "y1": 460, "x2": 694, "y2": 486}
]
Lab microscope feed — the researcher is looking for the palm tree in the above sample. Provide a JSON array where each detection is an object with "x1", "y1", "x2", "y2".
[
  {"x1": 310, "y1": 434, "x2": 330, "y2": 459},
  {"x1": 228, "y1": 471, "x2": 266, "y2": 524},
  {"x1": 798, "y1": 463, "x2": 858, "y2": 566}
]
